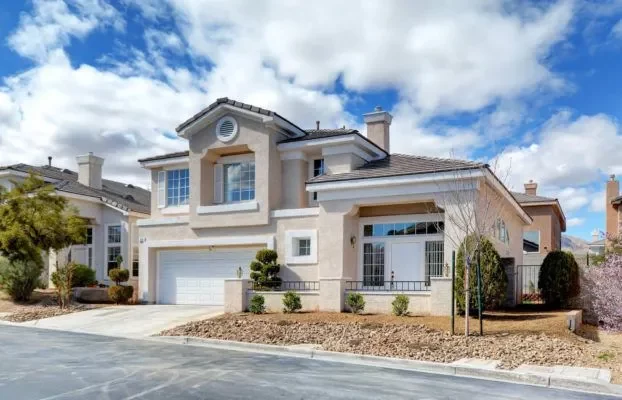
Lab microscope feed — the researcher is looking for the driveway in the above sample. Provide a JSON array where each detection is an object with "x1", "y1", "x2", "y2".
[
  {"x1": 18, "y1": 305, "x2": 222, "y2": 338},
  {"x1": 0, "y1": 325, "x2": 616, "y2": 400}
]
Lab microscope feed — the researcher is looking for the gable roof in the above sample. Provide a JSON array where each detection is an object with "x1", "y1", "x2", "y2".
[
  {"x1": 511, "y1": 191, "x2": 566, "y2": 232},
  {"x1": 175, "y1": 97, "x2": 306, "y2": 136},
  {"x1": 307, "y1": 153, "x2": 485, "y2": 183},
  {"x1": 0, "y1": 164, "x2": 150, "y2": 214}
]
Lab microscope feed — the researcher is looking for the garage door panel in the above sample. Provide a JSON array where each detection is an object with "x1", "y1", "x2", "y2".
[{"x1": 157, "y1": 248, "x2": 258, "y2": 305}]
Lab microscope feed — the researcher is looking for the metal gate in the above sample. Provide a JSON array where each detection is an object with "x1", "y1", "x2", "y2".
[{"x1": 516, "y1": 264, "x2": 543, "y2": 304}]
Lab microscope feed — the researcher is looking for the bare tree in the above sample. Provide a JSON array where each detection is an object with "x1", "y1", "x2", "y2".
[{"x1": 429, "y1": 155, "x2": 511, "y2": 336}]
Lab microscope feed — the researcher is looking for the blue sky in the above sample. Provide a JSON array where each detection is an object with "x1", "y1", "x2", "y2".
[{"x1": 1, "y1": 0, "x2": 622, "y2": 241}]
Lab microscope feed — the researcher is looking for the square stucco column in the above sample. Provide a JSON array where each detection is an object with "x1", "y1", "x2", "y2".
[
  {"x1": 224, "y1": 279, "x2": 249, "y2": 313},
  {"x1": 430, "y1": 277, "x2": 453, "y2": 316},
  {"x1": 319, "y1": 278, "x2": 346, "y2": 312}
]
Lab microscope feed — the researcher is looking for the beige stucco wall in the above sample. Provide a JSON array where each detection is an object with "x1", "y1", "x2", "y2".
[
  {"x1": 249, "y1": 291, "x2": 320, "y2": 312},
  {"x1": 353, "y1": 292, "x2": 431, "y2": 315},
  {"x1": 522, "y1": 205, "x2": 559, "y2": 254},
  {"x1": 324, "y1": 153, "x2": 365, "y2": 175},
  {"x1": 280, "y1": 159, "x2": 308, "y2": 209}
]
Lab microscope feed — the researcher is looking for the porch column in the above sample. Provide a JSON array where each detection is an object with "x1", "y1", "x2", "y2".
[
  {"x1": 318, "y1": 201, "x2": 358, "y2": 311},
  {"x1": 224, "y1": 279, "x2": 250, "y2": 313},
  {"x1": 430, "y1": 277, "x2": 453, "y2": 316}
]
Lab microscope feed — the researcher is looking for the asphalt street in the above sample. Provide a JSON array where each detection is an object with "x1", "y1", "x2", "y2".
[{"x1": 0, "y1": 325, "x2": 618, "y2": 399}]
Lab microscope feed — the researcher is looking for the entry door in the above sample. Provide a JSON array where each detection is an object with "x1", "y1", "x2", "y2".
[{"x1": 390, "y1": 242, "x2": 424, "y2": 282}]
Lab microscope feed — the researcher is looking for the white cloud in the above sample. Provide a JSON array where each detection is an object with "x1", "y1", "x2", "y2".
[
  {"x1": 8, "y1": 0, "x2": 124, "y2": 61},
  {"x1": 556, "y1": 187, "x2": 590, "y2": 212},
  {"x1": 567, "y1": 217, "x2": 585, "y2": 227},
  {"x1": 590, "y1": 190, "x2": 606, "y2": 212},
  {"x1": 611, "y1": 19, "x2": 622, "y2": 38}
]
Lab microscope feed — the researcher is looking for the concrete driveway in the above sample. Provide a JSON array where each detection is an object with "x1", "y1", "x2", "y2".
[{"x1": 18, "y1": 305, "x2": 222, "y2": 338}]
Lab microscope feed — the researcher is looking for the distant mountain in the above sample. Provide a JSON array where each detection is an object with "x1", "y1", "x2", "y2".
[{"x1": 562, "y1": 235, "x2": 589, "y2": 253}]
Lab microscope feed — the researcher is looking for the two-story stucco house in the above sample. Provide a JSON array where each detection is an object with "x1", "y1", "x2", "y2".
[
  {"x1": 512, "y1": 181, "x2": 566, "y2": 265},
  {"x1": 137, "y1": 97, "x2": 532, "y2": 313},
  {"x1": 0, "y1": 154, "x2": 150, "y2": 287}
]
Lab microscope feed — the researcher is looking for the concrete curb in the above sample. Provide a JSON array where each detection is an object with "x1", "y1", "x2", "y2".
[{"x1": 149, "y1": 336, "x2": 622, "y2": 397}]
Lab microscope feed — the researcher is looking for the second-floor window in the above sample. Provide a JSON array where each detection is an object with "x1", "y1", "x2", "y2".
[
  {"x1": 312, "y1": 158, "x2": 324, "y2": 201},
  {"x1": 224, "y1": 162, "x2": 255, "y2": 202},
  {"x1": 166, "y1": 168, "x2": 190, "y2": 206}
]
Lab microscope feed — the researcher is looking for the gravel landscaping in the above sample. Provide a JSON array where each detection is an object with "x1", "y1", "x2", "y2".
[
  {"x1": 161, "y1": 312, "x2": 622, "y2": 383},
  {"x1": 0, "y1": 289, "x2": 107, "y2": 322}
]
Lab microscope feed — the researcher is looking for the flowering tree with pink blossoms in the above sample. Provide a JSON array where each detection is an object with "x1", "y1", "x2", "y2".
[{"x1": 583, "y1": 234, "x2": 622, "y2": 331}]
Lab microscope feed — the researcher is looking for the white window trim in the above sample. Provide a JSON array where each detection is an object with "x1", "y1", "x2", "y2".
[
  {"x1": 285, "y1": 229, "x2": 318, "y2": 264},
  {"x1": 197, "y1": 200, "x2": 259, "y2": 215},
  {"x1": 104, "y1": 223, "x2": 123, "y2": 274},
  {"x1": 161, "y1": 205, "x2": 189, "y2": 215},
  {"x1": 218, "y1": 157, "x2": 256, "y2": 205},
  {"x1": 163, "y1": 168, "x2": 190, "y2": 208}
]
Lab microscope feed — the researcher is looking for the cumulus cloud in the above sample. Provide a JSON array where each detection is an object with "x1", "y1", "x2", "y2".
[{"x1": 567, "y1": 217, "x2": 585, "y2": 227}]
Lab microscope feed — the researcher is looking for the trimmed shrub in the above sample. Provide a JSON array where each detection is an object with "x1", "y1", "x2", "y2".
[
  {"x1": 249, "y1": 294, "x2": 265, "y2": 314},
  {"x1": 71, "y1": 264, "x2": 96, "y2": 287},
  {"x1": 583, "y1": 253, "x2": 622, "y2": 330},
  {"x1": 539, "y1": 251, "x2": 580, "y2": 308},
  {"x1": 455, "y1": 235, "x2": 507, "y2": 313},
  {"x1": 108, "y1": 268, "x2": 130, "y2": 285},
  {"x1": 249, "y1": 249, "x2": 281, "y2": 289},
  {"x1": 392, "y1": 294, "x2": 409, "y2": 316},
  {"x1": 346, "y1": 292, "x2": 365, "y2": 314},
  {"x1": 0, "y1": 258, "x2": 42, "y2": 302},
  {"x1": 109, "y1": 285, "x2": 134, "y2": 304},
  {"x1": 51, "y1": 262, "x2": 76, "y2": 309},
  {"x1": 282, "y1": 291, "x2": 302, "y2": 313}
]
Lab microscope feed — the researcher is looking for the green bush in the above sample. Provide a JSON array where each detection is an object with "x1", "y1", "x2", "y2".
[
  {"x1": 392, "y1": 294, "x2": 409, "y2": 316},
  {"x1": 249, "y1": 294, "x2": 265, "y2": 314},
  {"x1": 538, "y1": 251, "x2": 580, "y2": 308},
  {"x1": 108, "y1": 268, "x2": 130, "y2": 285},
  {"x1": 0, "y1": 258, "x2": 42, "y2": 301},
  {"x1": 282, "y1": 291, "x2": 302, "y2": 313},
  {"x1": 108, "y1": 285, "x2": 133, "y2": 304},
  {"x1": 249, "y1": 249, "x2": 281, "y2": 289},
  {"x1": 51, "y1": 262, "x2": 76, "y2": 309},
  {"x1": 71, "y1": 264, "x2": 96, "y2": 287},
  {"x1": 455, "y1": 235, "x2": 507, "y2": 313},
  {"x1": 346, "y1": 292, "x2": 365, "y2": 314}
]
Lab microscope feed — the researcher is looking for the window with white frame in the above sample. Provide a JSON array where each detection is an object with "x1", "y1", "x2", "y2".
[
  {"x1": 106, "y1": 225, "x2": 122, "y2": 273},
  {"x1": 86, "y1": 227, "x2": 93, "y2": 268},
  {"x1": 166, "y1": 168, "x2": 190, "y2": 206},
  {"x1": 224, "y1": 162, "x2": 255, "y2": 202},
  {"x1": 132, "y1": 246, "x2": 139, "y2": 277},
  {"x1": 296, "y1": 238, "x2": 311, "y2": 256},
  {"x1": 312, "y1": 158, "x2": 324, "y2": 201},
  {"x1": 425, "y1": 241, "x2": 444, "y2": 281},
  {"x1": 363, "y1": 243, "x2": 385, "y2": 286}
]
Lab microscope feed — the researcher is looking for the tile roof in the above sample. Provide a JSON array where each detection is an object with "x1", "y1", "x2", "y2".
[
  {"x1": 280, "y1": 128, "x2": 358, "y2": 143},
  {"x1": 307, "y1": 154, "x2": 485, "y2": 183},
  {"x1": 0, "y1": 164, "x2": 150, "y2": 214},
  {"x1": 511, "y1": 191, "x2": 557, "y2": 204},
  {"x1": 175, "y1": 97, "x2": 306, "y2": 134},
  {"x1": 612, "y1": 195, "x2": 622, "y2": 205}
]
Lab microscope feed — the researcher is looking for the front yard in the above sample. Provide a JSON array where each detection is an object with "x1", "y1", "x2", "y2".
[
  {"x1": 161, "y1": 311, "x2": 622, "y2": 383},
  {"x1": 0, "y1": 289, "x2": 106, "y2": 322}
]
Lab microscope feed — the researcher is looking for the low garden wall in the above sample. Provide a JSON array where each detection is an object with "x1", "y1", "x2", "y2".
[
  {"x1": 249, "y1": 291, "x2": 320, "y2": 312},
  {"x1": 357, "y1": 292, "x2": 430, "y2": 314}
]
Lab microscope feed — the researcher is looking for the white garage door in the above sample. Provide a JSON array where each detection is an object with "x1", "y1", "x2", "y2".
[{"x1": 157, "y1": 248, "x2": 258, "y2": 305}]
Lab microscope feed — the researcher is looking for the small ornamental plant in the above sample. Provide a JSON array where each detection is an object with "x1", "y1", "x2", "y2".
[
  {"x1": 346, "y1": 292, "x2": 365, "y2": 314},
  {"x1": 108, "y1": 256, "x2": 133, "y2": 304},
  {"x1": 249, "y1": 294, "x2": 266, "y2": 314},
  {"x1": 392, "y1": 294, "x2": 409, "y2": 316},
  {"x1": 282, "y1": 291, "x2": 302, "y2": 313}
]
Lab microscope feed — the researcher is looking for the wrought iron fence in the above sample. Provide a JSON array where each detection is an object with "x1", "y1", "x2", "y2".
[
  {"x1": 345, "y1": 281, "x2": 430, "y2": 292},
  {"x1": 516, "y1": 264, "x2": 543, "y2": 304},
  {"x1": 248, "y1": 281, "x2": 319, "y2": 291}
]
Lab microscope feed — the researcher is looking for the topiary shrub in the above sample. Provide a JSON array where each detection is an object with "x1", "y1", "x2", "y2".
[
  {"x1": 109, "y1": 285, "x2": 134, "y2": 304},
  {"x1": 539, "y1": 250, "x2": 580, "y2": 308},
  {"x1": 71, "y1": 264, "x2": 96, "y2": 287},
  {"x1": 346, "y1": 292, "x2": 365, "y2": 314},
  {"x1": 108, "y1": 268, "x2": 130, "y2": 285},
  {"x1": 392, "y1": 294, "x2": 409, "y2": 316},
  {"x1": 455, "y1": 235, "x2": 507, "y2": 314},
  {"x1": 0, "y1": 258, "x2": 42, "y2": 302},
  {"x1": 249, "y1": 294, "x2": 265, "y2": 314},
  {"x1": 249, "y1": 249, "x2": 281, "y2": 289},
  {"x1": 282, "y1": 290, "x2": 302, "y2": 313}
]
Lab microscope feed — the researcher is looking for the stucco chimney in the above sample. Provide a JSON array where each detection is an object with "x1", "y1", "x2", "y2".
[
  {"x1": 524, "y1": 180, "x2": 538, "y2": 196},
  {"x1": 76, "y1": 152, "x2": 104, "y2": 190},
  {"x1": 364, "y1": 106, "x2": 392, "y2": 153},
  {"x1": 591, "y1": 229, "x2": 601, "y2": 243},
  {"x1": 606, "y1": 174, "x2": 620, "y2": 238}
]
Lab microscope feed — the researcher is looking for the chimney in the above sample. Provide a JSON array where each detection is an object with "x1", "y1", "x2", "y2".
[
  {"x1": 363, "y1": 106, "x2": 392, "y2": 153},
  {"x1": 48, "y1": 156, "x2": 52, "y2": 167},
  {"x1": 606, "y1": 174, "x2": 620, "y2": 238},
  {"x1": 524, "y1": 180, "x2": 538, "y2": 196},
  {"x1": 76, "y1": 152, "x2": 104, "y2": 190},
  {"x1": 591, "y1": 229, "x2": 601, "y2": 243},
  {"x1": 316, "y1": 121, "x2": 320, "y2": 130}
]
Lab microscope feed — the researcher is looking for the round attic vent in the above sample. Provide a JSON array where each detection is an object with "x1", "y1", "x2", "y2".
[{"x1": 216, "y1": 116, "x2": 238, "y2": 143}]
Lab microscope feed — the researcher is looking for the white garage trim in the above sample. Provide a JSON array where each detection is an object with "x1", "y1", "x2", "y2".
[{"x1": 146, "y1": 235, "x2": 275, "y2": 250}]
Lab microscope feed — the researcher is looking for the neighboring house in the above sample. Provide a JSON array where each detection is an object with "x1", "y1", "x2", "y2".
[
  {"x1": 606, "y1": 175, "x2": 622, "y2": 244},
  {"x1": 0, "y1": 153, "x2": 150, "y2": 286},
  {"x1": 588, "y1": 229, "x2": 605, "y2": 256},
  {"x1": 137, "y1": 97, "x2": 532, "y2": 313},
  {"x1": 512, "y1": 181, "x2": 566, "y2": 266}
]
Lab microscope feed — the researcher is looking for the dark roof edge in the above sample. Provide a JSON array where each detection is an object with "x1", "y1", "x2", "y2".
[{"x1": 138, "y1": 151, "x2": 190, "y2": 163}]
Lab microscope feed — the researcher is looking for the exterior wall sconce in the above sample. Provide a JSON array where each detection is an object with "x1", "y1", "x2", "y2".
[{"x1": 350, "y1": 235, "x2": 357, "y2": 248}]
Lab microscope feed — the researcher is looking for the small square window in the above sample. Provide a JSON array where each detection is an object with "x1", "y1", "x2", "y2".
[{"x1": 296, "y1": 238, "x2": 311, "y2": 257}]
